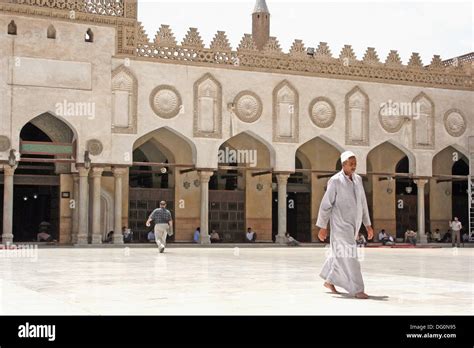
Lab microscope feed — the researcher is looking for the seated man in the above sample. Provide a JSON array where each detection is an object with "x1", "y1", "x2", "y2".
[
  {"x1": 356, "y1": 233, "x2": 367, "y2": 247},
  {"x1": 441, "y1": 231, "x2": 451, "y2": 243},
  {"x1": 193, "y1": 227, "x2": 200, "y2": 243},
  {"x1": 426, "y1": 230, "x2": 433, "y2": 243},
  {"x1": 37, "y1": 231, "x2": 55, "y2": 242},
  {"x1": 245, "y1": 228, "x2": 257, "y2": 242},
  {"x1": 432, "y1": 229, "x2": 441, "y2": 242},
  {"x1": 122, "y1": 226, "x2": 133, "y2": 243},
  {"x1": 210, "y1": 230, "x2": 220, "y2": 243},
  {"x1": 378, "y1": 229, "x2": 395, "y2": 245},
  {"x1": 147, "y1": 231, "x2": 155, "y2": 243},
  {"x1": 105, "y1": 231, "x2": 114, "y2": 243},
  {"x1": 285, "y1": 232, "x2": 300, "y2": 246},
  {"x1": 405, "y1": 229, "x2": 417, "y2": 246}
]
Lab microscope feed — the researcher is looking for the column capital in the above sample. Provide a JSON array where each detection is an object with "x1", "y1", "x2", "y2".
[
  {"x1": 414, "y1": 179, "x2": 428, "y2": 187},
  {"x1": 198, "y1": 170, "x2": 214, "y2": 183},
  {"x1": 275, "y1": 173, "x2": 290, "y2": 185},
  {"x1": 78, "y1": 167, "x2": 90, "y2": 177},
  {"x1": 3, "y1": 165, "x2": 17, "y2": 176},
  {"x1": 72, "y1": 173, "x2": 80, "y2": 182},
  {"x1": 112, "y1": 166, "x2": 128, "y2": 177},
  {"x1": 90, "y1": 167, "x2": 104, "y2": 178}
]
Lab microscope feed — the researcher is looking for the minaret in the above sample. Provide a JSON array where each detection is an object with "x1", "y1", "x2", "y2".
[{"x1": 252, "y1": 0, "x2": 270, "y2": 50}]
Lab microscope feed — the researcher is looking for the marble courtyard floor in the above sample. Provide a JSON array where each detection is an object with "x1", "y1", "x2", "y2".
[{"x1": 0, "y1": 246, "x2": 472, "y2": 315}]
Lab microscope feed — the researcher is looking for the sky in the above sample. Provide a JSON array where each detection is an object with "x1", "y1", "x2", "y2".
[{"x1": 137, "y1": 0, "x2": 473, "y2": 64}]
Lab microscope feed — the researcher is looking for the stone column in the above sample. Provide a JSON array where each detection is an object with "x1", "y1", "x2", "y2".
[
  {"x1": 113, "y1": 167, "x2": 127, "y2": 245},
  {"x1": 77, "y1": 167, "x2": 90, "y2": 245},
  {"x1": 2, "y1": 165, "x2": 16, "y2": 244},
  {"x1": 198, "y1": 170, "x2": 214, "y2": 244},
  {"x1": 415, "y1": 179, "x2": 428, "y2": 243},
  {"x1": 91, "y1": 167, "x2": 104, "y2": 244},
  {"x1": 71, "y1": 174, "x2": 79, "y2": 244},
  {"x1": 276, "y1": 173, "x2": 290, "y2": 244}
]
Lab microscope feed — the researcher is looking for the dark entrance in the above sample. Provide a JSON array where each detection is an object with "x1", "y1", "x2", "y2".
[
  {"x1": 272, "y1": 191, "x2": 311, "y2": 243},
  {"x1": 452, "y1": 159, "x2": 469, "y2": 230},
  {"x1": 129, "y1": 188, "x2": 174, "y2": 243},
  {"x1": 1, "y1": 114, "x2": 75, "y2": 242},
  {"x1": 209, "y1": 190, "x2": 245, "y2": 242}
]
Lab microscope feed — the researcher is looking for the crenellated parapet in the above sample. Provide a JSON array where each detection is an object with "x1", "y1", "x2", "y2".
[{"x1": 133, "y1": 25, "x2": 472, "y2": 91}]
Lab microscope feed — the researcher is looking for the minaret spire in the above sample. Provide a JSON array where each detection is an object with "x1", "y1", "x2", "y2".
[{"x1": 252, "y1": 0, "x2": 270, "y2": 50}]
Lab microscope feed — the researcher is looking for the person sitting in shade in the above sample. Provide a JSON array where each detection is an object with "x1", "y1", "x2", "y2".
[
  {"x1": 37, "y1": 231, "x2": 56, "y2": 243},
  {"x1": 147, "y1": 231, "x2": 155, "y2": 243},
  {"x1": 246, "y1": 228, "x2": 257, "y2": 242},
  {"x1": 210, "y1": 230, "x2": 220, "y2": 243},
  {"x1": 432, "y1": 229, "x2": 441, "y2": 242},
  {"x1": 356, "y1": 233, "x2": 367, "y2": 247},
  {"x1": 193, "y1": 227, "x2": 200, "y2": 243},
  {"x1": 122, "y1": 226, "x2": 133, "y2": 243},
  {"x1": 105, "y1": 231, "x2": 114, "y2": 243},
  {"x1": 462, "y1": 232, "x2": 469, "y2": 246},
  {"x1": 405, "y1": 229, "x2": 417, "y2": 246},
  {"x1": 378, "y1": 229, "x2": 395, "y2": 246},
  {"x1": 285, "y1": 232, "x2": 300, "y2": 246}
]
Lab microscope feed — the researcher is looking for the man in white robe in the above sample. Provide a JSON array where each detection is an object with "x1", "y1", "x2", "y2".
[{"x1": 316, "y1": 151, "x2": 374, "y2": 299}]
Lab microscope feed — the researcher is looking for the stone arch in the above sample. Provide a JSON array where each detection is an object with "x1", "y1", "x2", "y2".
[
  {"x1": 431, "y1": 145, "x2": 470, "y2": 237},
  {"x1": 19, "y1": 112, "x2": 77, "y2": 144},
  {"x1": 296, "y1": 136, "x2": 343, "y2": 171},
  {"x1": 368, "y1": 139, "x2": 416, "y2": 174},
  {"x1": 296, "y1": 136, "x2": 343, "y2": 242},
  {"x1": 133, "y1": 127, "x2": 197, "y2": 165},
  {"x1": 218, "y1": 129, "x2": 275, "y2": 168},
  {"x1": 100, "y1": 189, "x2": 114, "y2": 241}
]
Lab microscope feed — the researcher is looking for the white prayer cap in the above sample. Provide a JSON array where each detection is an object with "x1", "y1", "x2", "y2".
[{"x1": 340, "y1": 150, "x2": 356, "y2": 164}]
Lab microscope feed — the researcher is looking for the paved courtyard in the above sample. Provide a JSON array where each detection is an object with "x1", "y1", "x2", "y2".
[{"x1": 0, "y1": 246, "x2": 472, "y2": 315}]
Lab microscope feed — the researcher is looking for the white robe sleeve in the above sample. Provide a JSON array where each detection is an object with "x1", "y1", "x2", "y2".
[
  {"x1": 361, "y1": 187, "x2": 371, "y2": 227},
  {"x1": 316, "y1": 178, "x2": 337, "y2": 229}
]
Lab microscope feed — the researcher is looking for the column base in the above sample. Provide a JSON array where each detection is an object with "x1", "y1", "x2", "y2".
[
  {"x1": 275, "y1": 235, "x2": 287, "y2": 244},
  {"x1": 1, "y1": 235, "x2": 13, "y2": 244},
  {"x1": 200, "y1": 235, "x2": 211, "y2": 244},
  {"x1": 113, "y1": 236, "x2": 124, "y2": 245},
  {"x1": 419, "y1": 233, "x2": 428, "y2": 244},
  {"x1": 91, "y1": 235, "x2": 103, "y2": 244},
  {"x1": 76, "y1": 235, "x2": 88, "y2": 245}
]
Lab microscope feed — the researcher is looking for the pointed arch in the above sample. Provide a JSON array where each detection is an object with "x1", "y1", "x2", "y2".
[
  {"x1": 193, "y1": 72, "x2": 223, "y2": 138},
  {"x1": 345, "y1": 85, "x2": 369, "y2": 146},
  {"x1": 296, "y1": 135, "x2": 343, "y2": 171},
  {"x1": 19, "y1": 111, "x2": 78, "y2": 144},
  {"x1": 47, "y1": 24, "x2": 56, "y2": 39},
  {"x1": 112, "y1": 64, "x2": 138, "y2": 134},
  {"x1": 219, "y1": 129, "x2": 275, "y2": 168},
  {"x1": 133, "y1": 126, "x2": 197, "y2": 165},
  {"x1": 273, "y1": 79, "x2": 299, "y2": 143},
  {"x1": 367, "y1": 139, "x2": 416, "y2": 173},
  {"x1": 412, "y1": 91, "x2": 435, "y2": 149}
]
